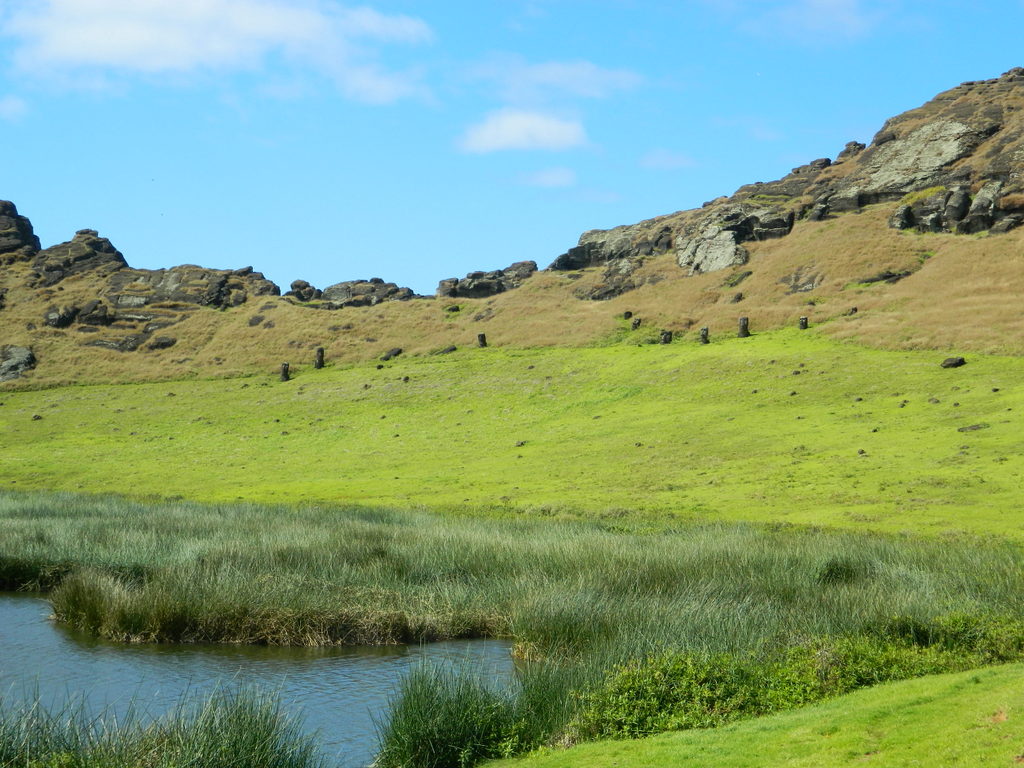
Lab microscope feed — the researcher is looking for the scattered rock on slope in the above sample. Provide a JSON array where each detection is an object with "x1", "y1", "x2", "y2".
[{"x1": 0, "y1": 346, "x2": 35, "y2": 382}]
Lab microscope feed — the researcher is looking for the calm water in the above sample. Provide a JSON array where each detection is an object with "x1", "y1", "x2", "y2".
[{"x1": 0, "y1": 593, "x2": 514, "y2": 767}]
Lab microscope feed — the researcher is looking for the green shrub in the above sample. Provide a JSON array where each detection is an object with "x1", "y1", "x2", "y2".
[
  {"x1": 569, "y1": 614, "x2": 1024, "y2": 742},
  {"x1": 569, "y1": 650, "x2": 820, "y2": 740}
]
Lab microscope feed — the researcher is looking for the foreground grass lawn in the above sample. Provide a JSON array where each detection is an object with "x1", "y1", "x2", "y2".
[
  {"x1": 491, "y1": 662, "x2": 1024, "y2": 768},
  {"x1": 2, "y1": 330, "x2": 1023, "y2": 537}
]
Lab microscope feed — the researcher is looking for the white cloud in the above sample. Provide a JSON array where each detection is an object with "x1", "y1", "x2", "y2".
[
  {"x1": 713, "y1": 116, "x2": 782, "y2": 142},
  {"x1": 459, "y1": 109, "x2": 587, "y2": 153},
  {"x1": 471, "y1": 54, "x2": 642, "y2": 103},
  {"x1": 2, "y1": 0, "x2": 433, "y2": 102},
  {"x1": 640, "y1": 149, "x2": 696, "y2": 170},
  {"x1": 0, "y1": 95, "x2": 28, "y2": 120},
  {"x1": 763, "y1": 0, "x2": 875, "y2": 38},
  {"x1": 519, "y1": 167, "x2": 576, "y2": 187},
  {"x1": 707, "y1": 0, "x2": 884, "y2": 41}
]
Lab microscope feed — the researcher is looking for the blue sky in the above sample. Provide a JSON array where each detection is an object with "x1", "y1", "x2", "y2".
[{"x1": 1, "y1": 0, "x2": 1022, "y2": 295}]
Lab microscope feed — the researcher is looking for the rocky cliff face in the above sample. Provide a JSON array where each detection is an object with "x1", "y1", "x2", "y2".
[
  {"x1": 550, "y1": 67, "x2": 1024, "y2": 299},
  {"x1": 0, "y1": 201, "x2": 41, "y2": 264},
  {"x1": 436, "y1": 261, "x2": 537, "y2": 299}
]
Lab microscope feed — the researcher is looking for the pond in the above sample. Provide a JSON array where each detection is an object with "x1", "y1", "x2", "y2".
[{"x1": 0, "y1": 592, "x2": 514, "y2": 767}]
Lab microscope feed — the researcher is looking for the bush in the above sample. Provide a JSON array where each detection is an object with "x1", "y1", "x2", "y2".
[
  {"x1": 569, "y1": 649, "x2": 820, "y2": 740},
  {"x1": 569, "y1": 614, "x2": 1024, "y2": 742}
]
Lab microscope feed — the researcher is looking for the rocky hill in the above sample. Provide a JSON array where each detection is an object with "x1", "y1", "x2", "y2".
[
  {"x1": 3, "y1": 68, "x2": 1024, "y2": 386},
  {"x1": 551, "y1": 67, "x2": 1024, "y2": 299}
]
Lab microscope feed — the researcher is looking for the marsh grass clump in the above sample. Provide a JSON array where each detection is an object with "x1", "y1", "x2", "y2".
[
  {"x1": 816, "y1": 555, "x2": 868, "y2": 585},
  {"x1": 375, "y1": 662, "x2": 584, "y2": 768},
  {"x1": 0, "y1": 689, "x2": 323, "y2": 768}
]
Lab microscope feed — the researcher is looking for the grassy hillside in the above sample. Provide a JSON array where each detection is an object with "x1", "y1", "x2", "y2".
[
  {"x1": 490, "y1": 662, "x2": 1024, "y2": 768},
  {"x1": 2, "y1": 329, "x2": 1023, "y2": 537},
  {"x1": 3, "y1": 204, "x2": 1024, "y2": 389}
]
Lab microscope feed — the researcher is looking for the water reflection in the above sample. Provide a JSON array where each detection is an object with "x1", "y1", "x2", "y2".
[{"x1": 0, "y1": 593, "x2": 513, "y2": 767}]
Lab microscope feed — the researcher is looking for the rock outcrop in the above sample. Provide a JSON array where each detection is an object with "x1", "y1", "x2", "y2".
[
  {"x1": 0, "y1": 205, "x2": 287, "y2": 359},
  {"x1": 320, "y1": 278, "x2": 415, "y2": 307},
  {"x1": 549, "y1": 67, "x2": 1024, "y2": 298},
  {"x1": 0, "y1": 346, "x2": 35, "y2": 382},
  {"x1": 32, "y1": 230, "x2": 127, "y2": 286},
  {"x1": 105, "y1": 264, "x2": 278, "y2": 309},
  {"x1": 436, "y1": 261, "x2": 537, "y2": 298},
  {"x1": 285, "y1": 279, "x2": 322, "y2": 302},
  {"x1": 0, "y1": 201, "x2": 40, "y2": 265},
  {"x1": 23, "y1": 223, "x2": 279, "y2": 311}
]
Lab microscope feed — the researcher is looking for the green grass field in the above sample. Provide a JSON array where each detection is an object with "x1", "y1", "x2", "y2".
[
  {"x1": 2, "y1": 329, "x2": 1023, "y2": 538},
  {"x1": 6, "y1": 329, "x2": 1024, "y2": 767},
  {"x1": 491, "y1": 662, "x2": 1024, "y2": 768}
]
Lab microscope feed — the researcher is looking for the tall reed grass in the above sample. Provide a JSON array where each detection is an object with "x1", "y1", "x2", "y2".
[
  {"x1": 9, "y1": 491, "x2": 1024, "y2": 766},
  {"x1": 0, "y1": 688, "x2": 323, "y2": 768},
  {"x1": 4, "y1": 490, "x2": 1024, "y2": 658},
  {"x1": 374, "y1": 661, "x2": 584, "y2": 768}
]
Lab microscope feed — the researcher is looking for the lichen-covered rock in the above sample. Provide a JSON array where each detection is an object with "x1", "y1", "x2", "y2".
[
  {"x1": 827, "y1": 120, "x2": 990, "y2": 213},
  {"x1": 990, "y1": 214, "x2": 1024, "y2": 234},
  {"x1": 32, "y1": 230, "x2": 127, "y2": 286},
  {"x1": 106, "y1": 265, "x2": 279, "y2": 309},
  {"x1": 0, "y1": 201, "x2": 40, "y2": 264},
  {"x1": 676, "y1": 205, "x2": 793, "y2": 274},
  {"x1": 436, "y1": 261, "x2": 537, "y2": 298},
  {"x1": 321, "y1": 278, "x2": 415, "y2": 307},
  {"x1": 677, "y1": 227, "x2": 747, "y2": 274},
  {"x1": 779, "y1": 267, "x2": 824, "y2": 294},
  {"x1": 0, "y1": 345, "x2": 35, "y2": 382}
]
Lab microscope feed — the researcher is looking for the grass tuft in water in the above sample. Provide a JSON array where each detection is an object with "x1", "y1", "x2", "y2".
[
  {"x1": 0, "y1": 689, "x2": 323, "y2": 768},
  {"x1": 375, "y1": 661, "x2": 583, "y2": 768}
]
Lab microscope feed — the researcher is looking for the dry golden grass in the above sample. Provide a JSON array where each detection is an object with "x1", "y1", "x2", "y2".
[
  {"x1": 3, "y1": 200, "x2": 1024, "y2": 389},
  {"x1": 999, "y1": 193, "x2": 1024, "y2": 210}
]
